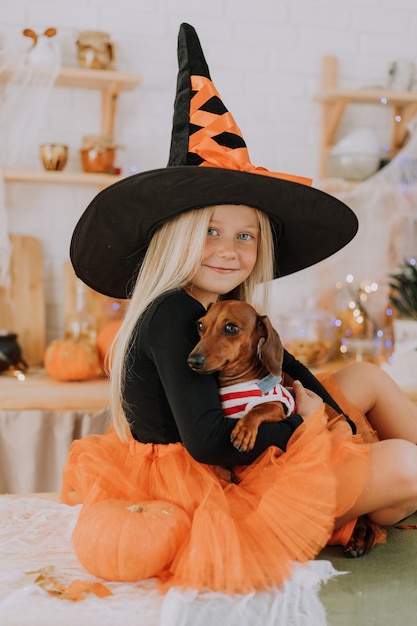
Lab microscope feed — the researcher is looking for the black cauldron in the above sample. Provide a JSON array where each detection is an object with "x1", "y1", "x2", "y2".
[{"x1": 0, "y1": 333, "x2": 28, "y2": 372}]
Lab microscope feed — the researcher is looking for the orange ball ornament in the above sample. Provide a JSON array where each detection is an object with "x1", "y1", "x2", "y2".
[
  {"x1": 44, "y1": 338, "x2": 101, "y2": 382},
  {"x1": 72, "y1": 499, "x2": 191, "y2": 582}
]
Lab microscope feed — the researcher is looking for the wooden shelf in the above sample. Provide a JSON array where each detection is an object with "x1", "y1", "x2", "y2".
[
  {"x1": 1, "y1": 64, "x2": 140, "y2": 89},
  {"x1": 55, "y1": 65, "x2": 141, "y2": 91},
  {"x1": 317, "y1": 86, "x2": 417, "y2": 106},
  {"x1": 315, "y1": 56, "x2": 417, "y2": 178},
  {"x1": 1, "y1": 65, "x2": 140, "y2": 187},
  {"x1": 3, "y1": 168, "x2": 125, "y2": 187}
]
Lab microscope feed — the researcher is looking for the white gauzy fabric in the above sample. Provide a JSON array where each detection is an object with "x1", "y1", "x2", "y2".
[
  {"x1": 314, "y1": 113, "x2": 417, "y2": 324},
  {"x1": 0, "y1": 33, "x2": 61, "y2": 289},
  {"x1": 0, "y1": 408, "x2": 110, "y2": 494},
  {"x1": 0, "y1": 497, "x2": 345, "y2": 626}
]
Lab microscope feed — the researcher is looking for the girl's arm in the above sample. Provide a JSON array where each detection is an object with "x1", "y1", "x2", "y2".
[
  {"x1": 143, "y1": 293, "x2": 306, "y2": 465},
  {"x1": 283, "y1": 349, "x2": 356, "y2": 433}
]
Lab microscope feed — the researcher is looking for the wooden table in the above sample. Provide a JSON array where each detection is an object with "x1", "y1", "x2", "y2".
[
  {"x1": 0, "y1": 368, "x2": 110, "y2": 494},
  {"x1": 0, "y1": 367, "x2": 109, "y2": 411}
]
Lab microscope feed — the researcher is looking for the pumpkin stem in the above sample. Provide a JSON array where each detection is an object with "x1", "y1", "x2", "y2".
[{"x1": 126, "y1": 504, "x2": 146, "y2": 513}]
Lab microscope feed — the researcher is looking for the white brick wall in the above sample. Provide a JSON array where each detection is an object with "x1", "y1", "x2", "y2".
[{"x1": 1, "y1": 0, "x2": 417, "y2": 342}]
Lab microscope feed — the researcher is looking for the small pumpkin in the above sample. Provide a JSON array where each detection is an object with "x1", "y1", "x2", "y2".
[
  {"x1": 44, "y1": 338, "x2": 101, "y2": 381},
  {"x1": 72, "y1": 499, "x2": 191, "y2": 582},
  {"x1": 96, "y1": 319, "x2": 122, "y2": 373}
]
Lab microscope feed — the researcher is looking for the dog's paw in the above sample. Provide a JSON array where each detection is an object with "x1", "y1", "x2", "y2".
[
  {"x1": 344, "y1": 516, "x2": 377, "y2": 558},
  {"x1": 209, "y1": 465, "x2": 237, "y2": 484},
  {"x1": 230, "y1": 422, "x2": 257, "y2": 452}
]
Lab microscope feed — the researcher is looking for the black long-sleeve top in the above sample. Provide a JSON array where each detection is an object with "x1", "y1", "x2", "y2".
[{"x1": 123, "y1": 289, "x2": 351, "y2": 466}]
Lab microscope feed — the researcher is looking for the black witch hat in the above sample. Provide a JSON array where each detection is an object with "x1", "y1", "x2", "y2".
[{"x1": 70, "y1": 23, "x2": 358, "y2": 299}]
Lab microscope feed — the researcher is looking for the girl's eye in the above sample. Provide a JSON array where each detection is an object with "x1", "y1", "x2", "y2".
[
  {"x1": 238, "y1": 233, "x2": 253, "y2": 241},
  {"x1": 207, "y1": 227, "x2": 218, "y2": 236}
]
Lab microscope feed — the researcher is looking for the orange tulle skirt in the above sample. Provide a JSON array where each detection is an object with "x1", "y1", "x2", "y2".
[{"x1": 61, "y1": 373, "x2": 378, "y2": 594}]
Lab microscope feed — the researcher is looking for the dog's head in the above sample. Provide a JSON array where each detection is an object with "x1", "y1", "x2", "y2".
[{"x1": 187, "y1": 300, "x2": 283, "y2": 384}]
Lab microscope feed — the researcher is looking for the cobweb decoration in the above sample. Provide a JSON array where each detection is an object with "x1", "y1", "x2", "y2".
[
  {"x1": 0, "y1": 497, "x2": 344, "y2": 626},
  {"x1": 316, "y1": 113, "x2": 417, "y2": 318},
  {"x1": 0, "y1": 30, "x2": 61, "y2": 289}
]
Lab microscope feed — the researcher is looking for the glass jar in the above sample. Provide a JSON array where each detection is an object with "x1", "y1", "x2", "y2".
[
  {"x1": 80, "y1": 134, "x2": 118, "y2": 173},
  {"x1": 64, "y1": 279, "x2": 97, "y2": 344},
  {"x1": 273, "y1": 310, "x2": 336, "y2": 367},
  {"x1": 76, "y1": 30, "x2": 113, "y2": 70},
  {"x1": 341, "y1": 336, "x2": 386, "y2": 364}
]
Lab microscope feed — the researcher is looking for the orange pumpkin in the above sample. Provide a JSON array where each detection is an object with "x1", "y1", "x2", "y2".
[
  {"x1": 96, "y1": 319, "x2": 122, "y2": 373},
  {"x1": 44, "y1": 339, "x2": 101, "y2": 381},
  {"x1": 72, "y1": 499, "x2": 191, "y2": 582}
]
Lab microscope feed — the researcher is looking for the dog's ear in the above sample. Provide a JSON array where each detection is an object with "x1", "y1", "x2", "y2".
[{"x1": 257, "y1": 315, "x2": 284, "y2": 376}]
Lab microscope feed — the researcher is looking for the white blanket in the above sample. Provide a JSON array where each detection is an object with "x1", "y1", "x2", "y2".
[{"x1": 0, "y1": 497, "x2": 344, "y2": 626}]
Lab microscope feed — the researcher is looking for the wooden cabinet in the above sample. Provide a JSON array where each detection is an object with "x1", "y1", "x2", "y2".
[
  {"x1": 316, "y1": 55, "x2": 417, "y2": 179},
  {"x1": 2, "y1": 65, "x2": 141, "y2": 187}
]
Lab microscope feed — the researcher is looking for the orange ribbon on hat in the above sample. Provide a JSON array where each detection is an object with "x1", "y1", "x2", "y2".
[{"x1": 189, "y1": 75, "x2": 312, "y2": 187}]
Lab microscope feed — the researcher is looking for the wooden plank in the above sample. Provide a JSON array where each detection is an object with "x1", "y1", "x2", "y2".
[
  {"x1": 0, "y1": 235, "x2": 45, "y2": 367},
  {"x1": 323, "y1": 97, "x2": 348, "y2": 146},
  {"x1": 100, "y1": 82, "x2": 120, "y2": 135}
]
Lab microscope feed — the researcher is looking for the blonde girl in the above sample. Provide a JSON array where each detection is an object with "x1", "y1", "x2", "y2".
[{"x1": 62, "y1": 23, "x2": 417, "y2": 593}]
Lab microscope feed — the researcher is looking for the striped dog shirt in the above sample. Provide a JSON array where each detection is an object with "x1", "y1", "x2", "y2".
[{"x1": 219, "y1": 374, "x2": 296, "y2": 420}]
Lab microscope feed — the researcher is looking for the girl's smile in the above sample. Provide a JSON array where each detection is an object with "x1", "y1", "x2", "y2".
[{"x1": 186, "y1": 204, "x2": 259, "y2": 308}]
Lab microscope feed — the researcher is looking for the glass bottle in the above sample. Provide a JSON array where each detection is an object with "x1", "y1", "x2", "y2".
[{"x1": 64, "y1": 279, "x2": 97, "y2": 344}]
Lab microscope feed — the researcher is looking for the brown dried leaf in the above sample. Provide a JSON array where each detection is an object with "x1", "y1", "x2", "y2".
[
  {"x1": 63, "y1": 579, "x2": 91, "y2": 601},
  {"x1": 22, "y1": 566, "x2": 54, "y2": 583},
  {"x1": 89, "y1": 581, "x2": 113, "y2": 598},
  {"x1": 40, "y1": 577, "x2": 66, "y2": 595},
  {"x1": 22, "y1": 567, "x2": 112, "y2": 601}
]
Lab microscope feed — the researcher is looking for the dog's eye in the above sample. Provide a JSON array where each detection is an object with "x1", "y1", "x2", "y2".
[
  {"x1": 196, "y1": 321, "x2": 204, "y2": 334},
  {"x1": 223, "y1": 323, "x2": 240, "y2": 335}
]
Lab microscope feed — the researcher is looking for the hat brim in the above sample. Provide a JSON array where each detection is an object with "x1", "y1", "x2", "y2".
[{"x1": 70, "y1": 166, "x2": 358, "y2": 299}]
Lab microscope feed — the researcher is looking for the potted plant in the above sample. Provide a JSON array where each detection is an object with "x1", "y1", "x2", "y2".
[
  {"x1": 388, "y1": 258, "x2": 417, "y2": 346},
  {"x1": 389, "y1": 259, "x2": 417, "y2": 320}
]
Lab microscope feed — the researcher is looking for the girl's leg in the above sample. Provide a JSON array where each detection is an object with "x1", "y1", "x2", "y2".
[
  {"x1": 336, "y1": 438, "x2": 417, "y2": 528},
  {"x1": 333, "y1": 361, "x2": 417, "y2": 442}
]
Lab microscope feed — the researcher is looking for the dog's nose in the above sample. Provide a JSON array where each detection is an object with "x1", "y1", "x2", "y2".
[{"x1": 187, "y1": 353, "x2": 206, "y2": 370}]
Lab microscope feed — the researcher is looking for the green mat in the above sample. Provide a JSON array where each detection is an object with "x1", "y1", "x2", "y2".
[{"x1": 319, "y1": 513, "x2": 417, "y2": 625}]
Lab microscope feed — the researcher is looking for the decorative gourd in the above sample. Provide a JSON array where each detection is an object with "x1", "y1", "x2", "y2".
[
  {"x1": 72, "y1": 499, "x2": 191, "y2": 582},
  {"x1": 44, "y1": 339, "x2": 101, "y2": 381},
  {"x1": 96, "y1": 319, "x2": 122, "y2": 373}
]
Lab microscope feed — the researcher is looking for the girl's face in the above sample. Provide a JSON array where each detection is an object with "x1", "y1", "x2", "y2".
[{"x1": 187, "y1": 204, "x2": 259, "y2": 308}]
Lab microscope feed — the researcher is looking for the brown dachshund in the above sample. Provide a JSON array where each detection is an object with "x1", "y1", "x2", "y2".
[
  {"x1": 187, "y1": 300, "x2": 384, "y2": 558},
  {"x1": 187, "y1": 300, "x2": 294, "y2": 452}
]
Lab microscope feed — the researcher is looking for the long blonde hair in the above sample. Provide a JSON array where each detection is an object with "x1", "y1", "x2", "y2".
[{"x1": 111, "y1": 205, "x2": 275, "y2": 440}]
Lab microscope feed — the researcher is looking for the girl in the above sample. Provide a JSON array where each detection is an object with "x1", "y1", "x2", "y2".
[{"x1": 62, "y1": 24, "x2": 417, "y2": 593}]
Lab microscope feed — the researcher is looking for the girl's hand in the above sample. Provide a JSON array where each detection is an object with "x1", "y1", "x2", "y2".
[{"x1": 292, "y1": 380, "x2": 323, "y2": 420}]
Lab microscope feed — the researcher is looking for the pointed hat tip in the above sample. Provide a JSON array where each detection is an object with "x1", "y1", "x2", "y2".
[{"x1": 177, "y1": 23, "x2": 210, "y2": 79}]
